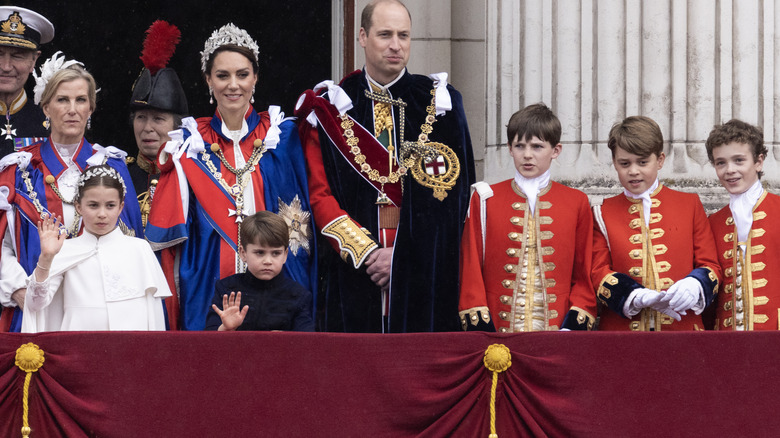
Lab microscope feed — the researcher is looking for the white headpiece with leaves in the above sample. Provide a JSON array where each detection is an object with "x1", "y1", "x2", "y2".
[{"x1": 32, "y1": 51, "x2": 84, "y2": 105}]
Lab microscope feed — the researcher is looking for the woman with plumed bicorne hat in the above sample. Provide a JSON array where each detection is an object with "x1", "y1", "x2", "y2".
[{"x1": 125, "y1": 20, "x2": 189, "y2": 228}]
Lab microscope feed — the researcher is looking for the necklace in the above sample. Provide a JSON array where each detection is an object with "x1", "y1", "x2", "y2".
[
  {"x1": 347, "y1": 88, "x2": 456, "y2": 203},
  {"x1": 1, "y1": 113, "x2": 15, "y2": 140},
  {"x1": 338, "y1": 115, "x2": 412, "y2": 204},
  {"x1": 21, "y1": 172, "x2": 81, "y2": 237},
  {"x1": 399, "y1": 89, "x2": 460, "y2": 201},
  {"x1": 45, "y1": 174, "x2": 76, "y2": 205},
  {"x1": 200, "y1": 139, "x2": 266, "y2": 272},
  {"x1": 342, "y1": 90, "x2": 418, "y2": 204}
]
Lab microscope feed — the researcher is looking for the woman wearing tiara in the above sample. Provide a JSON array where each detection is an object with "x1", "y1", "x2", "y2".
[
  {"x1": 0, "y1": 54, "x2": 142, "y2": 332},
  {"x1": 146, "y1": 24, "x2": 315, "y2": 331}
]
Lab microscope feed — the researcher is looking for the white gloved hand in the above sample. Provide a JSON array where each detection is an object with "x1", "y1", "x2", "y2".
[
  {"x1": 648, "y1": 300, "x2": 682, "y2": 321},
  {"x1": 623, "y1": 288, "x2": 664, "y2": 317},
  {"x1": 661, "y1": 277, "x2": 704, "y2": 315}
]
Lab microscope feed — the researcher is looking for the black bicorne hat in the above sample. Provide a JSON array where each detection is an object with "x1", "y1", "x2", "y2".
[
  {"x1": 131, "y1": 67, "x2": 188, "y2": 115},
  {"x1": 130, "y1": 21, "x2": 187, "y2": 115}
]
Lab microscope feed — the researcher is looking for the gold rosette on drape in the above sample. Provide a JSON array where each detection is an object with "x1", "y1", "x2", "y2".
[
  {"x1": 483, "y1": 344, "x2": 512, "y2": 438},
  {"x1": 15, "y1": 343, "x2": 45, "y2": 438}
]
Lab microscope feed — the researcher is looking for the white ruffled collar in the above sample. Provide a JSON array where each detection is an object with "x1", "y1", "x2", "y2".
[
  {"x1": 514, "y1": 169, "x2": 551, "y2": 213},
  {"x1": 729, "y1": 179, "x2": 764, "y2": 243},
  {"x1": 623, "y1": 179, "x2": 659, "y2": 226}
]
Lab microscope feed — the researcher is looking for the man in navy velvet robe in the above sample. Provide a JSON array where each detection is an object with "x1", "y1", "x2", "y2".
[{"x1": 297, "y1": 0, "x2": 475, "y2": 332}]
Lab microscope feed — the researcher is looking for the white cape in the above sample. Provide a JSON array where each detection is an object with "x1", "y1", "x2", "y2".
[{"x1": 22, "y1": 228, "x2": 171, "y2": 332}]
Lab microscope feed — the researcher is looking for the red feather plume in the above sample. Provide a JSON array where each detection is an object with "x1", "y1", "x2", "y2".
[{"x1": 139, "y1": 20, "x2": 181, "y2": 75}]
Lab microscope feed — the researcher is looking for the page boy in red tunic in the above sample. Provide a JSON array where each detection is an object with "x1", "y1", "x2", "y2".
[
  {"x1": 706, "y1": 119, "x2": 780, "y2": 330},
  {"x1": 459, "y1": 103, "x2": 596, "y2": 332},
  {"x1": 592, "y1": 116, "x2": 721, "y2": 331}
]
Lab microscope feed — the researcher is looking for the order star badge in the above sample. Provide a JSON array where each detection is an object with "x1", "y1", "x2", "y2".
[
  {"x1": 278, "y1": 195, "x2": 312, "y2": 256},
  {"x1": 1, "y1": 121, "x2": 16, "y2": 140}
]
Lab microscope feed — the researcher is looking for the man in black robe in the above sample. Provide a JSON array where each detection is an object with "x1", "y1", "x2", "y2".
[{"x1": 297, "y1": 0, "x2": 475, "y2": 332}]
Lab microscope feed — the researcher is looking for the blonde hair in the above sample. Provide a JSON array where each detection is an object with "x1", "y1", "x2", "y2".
[{"x1": 39, "y1": 64, "x2": 97, "y2": 111}]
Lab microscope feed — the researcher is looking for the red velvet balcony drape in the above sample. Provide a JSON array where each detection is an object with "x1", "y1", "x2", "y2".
[{"x1": 1, "y1": 331, "x2": 779, "y2": 437}]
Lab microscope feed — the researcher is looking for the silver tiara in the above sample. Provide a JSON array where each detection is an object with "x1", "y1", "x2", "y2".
[
  {"x1": 32, "y1": 51, "x2": 84, "y2": 105},
  {"x1": 200, "y1": 23, "x2": 259, "y2": 73},
  {"x1": 77, "y1": 166, "x2": 127, "y2": 198}
]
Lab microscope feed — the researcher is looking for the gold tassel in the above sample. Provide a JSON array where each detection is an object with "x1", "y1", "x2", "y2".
[
  {"x1": 483, "y1": 344, "x2": 512, "y2": 438},
  {"x1": 15, "y1": 343, "x2": 45, "y2": 438}
]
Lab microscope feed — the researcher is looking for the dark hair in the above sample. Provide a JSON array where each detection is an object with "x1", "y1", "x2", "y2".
[
  {"x1": 204, "y1": 44, "x2": 259, "y2": 77},
  {"x1": 506, "y1": 103, "x2": 561, "y2": 146},
  {"x1": 705, "y1": 119, "x2": 767, "y2": 178},
  {"x1": 608, "y1": 116, "x2": 664, "y2": 158},
  {"x1": 240, "y1": 211, "x2": 289, "y2": 249},
  {"x1": 75, "y1": 164, "x2": 126, "y2": 203},
  {"x1": 361, "y1": 0, "x2": 411, "y2": 32}
]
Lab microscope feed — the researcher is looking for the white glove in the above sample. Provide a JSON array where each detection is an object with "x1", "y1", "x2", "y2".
[
  {"x1": 661, "y1": 277, "x2": 704, "y2": 315},
  {"x1": 648, "y1": 300, "x2": 682, "y2": 322},
  {"x1": 624, "y1": 288, "x2": 664, "y2": 317},
  {"x1": 624, "y1": 288, "x2": 683, "y2": 321}
]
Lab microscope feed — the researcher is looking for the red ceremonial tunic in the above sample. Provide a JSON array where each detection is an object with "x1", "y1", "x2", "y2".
[
  {"x1": 592, "y1": 184, "x2": 721, "y2": 331},
  {"x1": 459, "y1": 180, "x2": 596, "y2": 332},
  {"x1": 709, "y1": 191, "x2": 780, "y2": 330}
]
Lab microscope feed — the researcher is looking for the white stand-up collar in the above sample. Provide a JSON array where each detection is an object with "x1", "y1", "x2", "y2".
[
  {"x1": 365, "y1": 69, "x2": 406, "y2": 93},
  {"x1": 623, "y1": 179, "x2": 659, "y2": 226},
  {"x1": 729, "y1": 179, "x2": 764, "y2": 243},
  {"x1": 514, "y1": 169, "x2": 550, "y2": 213}
]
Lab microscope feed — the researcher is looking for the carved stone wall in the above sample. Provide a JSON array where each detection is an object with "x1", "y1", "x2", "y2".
[
  {"x1": 482, "y1": 0, "x2": 779, "y2": 211},
  {"x1": 340, "y1": 0, "x2": 778, "y2": 211}
]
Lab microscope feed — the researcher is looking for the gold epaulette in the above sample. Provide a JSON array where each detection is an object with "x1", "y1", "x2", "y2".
[{"x1": 321, "y1": 215, "x2": 378, "y2": 268}]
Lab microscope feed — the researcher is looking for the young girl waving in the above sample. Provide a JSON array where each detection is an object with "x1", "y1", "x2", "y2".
[{"x1": 23, "y1": 165, "x2": 170, "y2": 332}]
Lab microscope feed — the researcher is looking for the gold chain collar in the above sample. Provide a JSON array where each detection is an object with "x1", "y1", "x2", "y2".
[
  {"x1": 340, "y1": 88, "x2": 439, "y2": 204},
  {"x1": 200, "y1": 139, "x2": 266, "y2": 273},
  {"x1": 201, "y1": 140, "x2": 265, "y2": 215},
  {"x1": 22, "y1": 172, "x2": 81, "y2": 237}
]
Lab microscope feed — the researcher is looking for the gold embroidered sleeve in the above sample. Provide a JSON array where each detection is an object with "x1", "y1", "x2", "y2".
[
  {"x1": 597, "y1": 273, "x2": 619, "y2": 300},
  {"x1": 569, "y1": 306, "x2": 596, "y2": 330},
  {"x1": 459, "y1": 306, "x2": 491, "y2": 331},
  {"x1": 321, "y1": 216, "x2": 378, "y2": 269}
]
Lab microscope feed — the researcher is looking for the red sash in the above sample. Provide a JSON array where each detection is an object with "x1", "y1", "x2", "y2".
[{"x1": 297, "y1": 90, "x2": 402, "y2": 207}]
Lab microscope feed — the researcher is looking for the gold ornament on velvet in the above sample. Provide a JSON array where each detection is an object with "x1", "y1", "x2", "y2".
[
  {"x1": 483, "y1": 344, "x2": 511, "y2": 438},
  {"x1": 15, "y1": 343, "x2": 45, "y2": 438}
]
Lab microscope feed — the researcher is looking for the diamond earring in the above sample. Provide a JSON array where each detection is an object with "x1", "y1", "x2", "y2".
[{"x1": 209, "y1": 87, "x2": 214, "y2": 105}]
